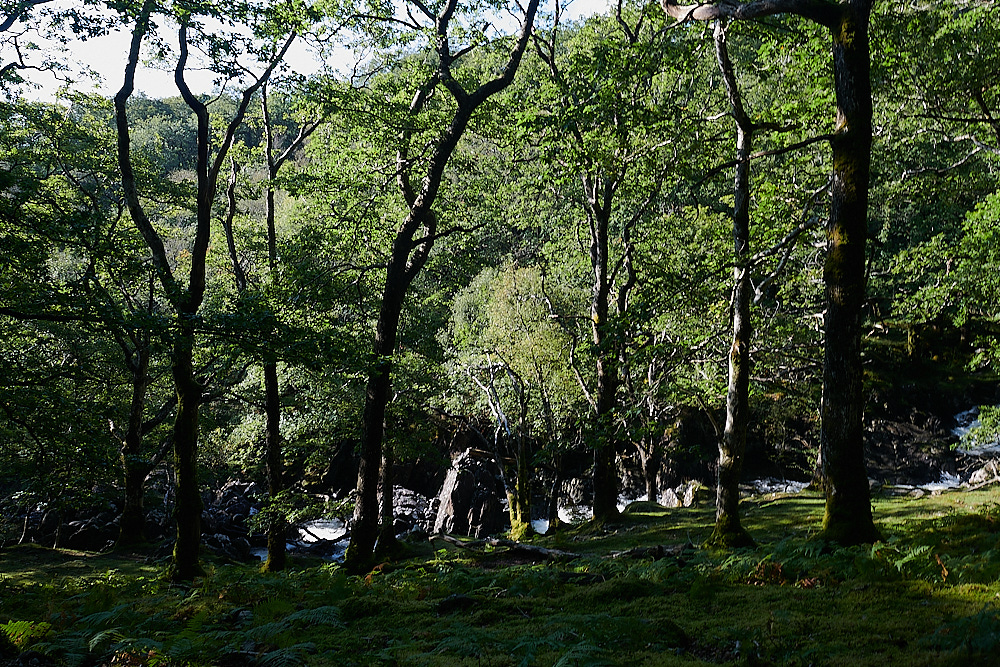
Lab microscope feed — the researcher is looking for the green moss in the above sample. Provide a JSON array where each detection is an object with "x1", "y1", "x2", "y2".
[{"x1": 2, "y1": 490, "x2": 1000, "y2": 665}]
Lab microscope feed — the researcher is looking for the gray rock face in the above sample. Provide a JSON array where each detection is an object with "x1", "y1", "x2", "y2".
[
  {"x1": 658, "y1": 481, "x2": 710, "y2": 508},
  {"x1": 390, "y1": 487, "x2": 436, "y2": 534},
  {"x1": 432, "y1": 450, "x2": 508, "y2": 537},
  {"x1": 968, "y1": 459, "x2": 1000, "y2": 487}
]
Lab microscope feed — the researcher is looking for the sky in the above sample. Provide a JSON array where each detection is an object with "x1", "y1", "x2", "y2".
[{"x1": 23, "y1": 0, "x2": 610, "y2": 102}]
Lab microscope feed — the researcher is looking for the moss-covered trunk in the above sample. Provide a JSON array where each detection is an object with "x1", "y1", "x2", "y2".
[
  {"x1": 819, "y1": 1, "x2": 881, "y2": 545},
  {"x1": 710, "y1": 19, "x2": 754, "y2": 549},
  {"x1": 590, "y1": 192, "x2": 621, "y2": 522}
]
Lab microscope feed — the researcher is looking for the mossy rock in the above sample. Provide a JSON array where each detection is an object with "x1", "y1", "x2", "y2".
[{"x1": 622, "y1": 500, "x2": 670, "y2": 515}]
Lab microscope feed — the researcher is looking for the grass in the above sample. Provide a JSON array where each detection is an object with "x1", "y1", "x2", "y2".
[{"x1": 2, "y1": 486, "x2": 1000, "y2": 666}]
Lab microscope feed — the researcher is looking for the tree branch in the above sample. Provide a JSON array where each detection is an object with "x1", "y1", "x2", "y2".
[{"x1": 661, "y1": 0, "x2": 841, "y2": 29}]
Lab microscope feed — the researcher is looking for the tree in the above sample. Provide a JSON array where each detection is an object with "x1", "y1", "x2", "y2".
[
  {"x1": 527, "y1": 5, "x2": 690, "y2": 520},
  {"x1": 445, "y1": 263, "x2": 583, "y2": 536},
  {"x1": 662, "y1": 0, "x2": 881, "y2": 544},
  {"x1": 708, "y1": 19, "x2": 756, "y2": 547},
  {"x1": 336, "y1": 0, "x2": 542, "y2": 572},
  {"x1": 219, "y1": 82, "x2": 326, "y2": 572},
  {"x1": 0, "y1": 95, "x2": 180, "y2": 548},
  {"x1": 113, "y1": 0, "x2": 303, "y2": 580}
]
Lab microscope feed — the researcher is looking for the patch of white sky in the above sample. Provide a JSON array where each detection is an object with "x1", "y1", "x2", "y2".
[{"x1": 19, "y1": 0, "x2": 611, "y2": 103}]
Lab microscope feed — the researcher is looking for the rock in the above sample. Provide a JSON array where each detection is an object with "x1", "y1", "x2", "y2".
[
  {"x1": 561, "y1": 478, "x2": 588, "y2": 505},
  {"x1": 391, "y1": 488, "x2": 435, "y2": 535},
  {"x1": 432, "y1": 450, "x2": 508, "y2": 538},
  {"x1": 968, "y1": 459, "x2": 1000, "y2": 487},
  {"x1": 63, "y1": 521, "x2": 116, "y2": 551},
  {"x1": 204, "y1": 533, "x2": 253, "y2": 562},
  {"x1": 659, "y1": 488, "x2": 681, "y2": 509},
  {"x1": 623, "y1": 500, "x2": 668, "y2": 514},
  {"x1": 676, "y1": 481, "x2": 711, "y2": 508}
]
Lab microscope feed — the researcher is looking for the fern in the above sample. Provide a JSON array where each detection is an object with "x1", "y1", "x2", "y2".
[
  {"x1": 552, "y1": 641, "x2": 610, "y2": 667},
  {"x1": 2, "y1": 620, "x2": 52, "y2": 648},
  {"x1": 246, "y1": 620, "x2": 291, "y2": 643},
  {"x1": 257, "y1": 643, "x2": 316, "y2": 667},
  {"x1": 87, "y1": 628, "x2": 124, "y2": 652},
  {"x1": 285, "y1": 605, "x2": 341, "y2": 628}
]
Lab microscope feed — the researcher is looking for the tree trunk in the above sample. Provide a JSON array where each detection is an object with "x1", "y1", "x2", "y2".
[
  {"x1": 169, "y1": 322, "x2": 204, "y2": 582},
  {"x1": 710, "y1": 19, "x2": 754, "y2": 549},
  {"x1": 377, "y1": 439, "x2": 398, "y2": 554},
  {"x1": 118, "y1": 344, "x2": 151, "y2": 547},
  {"x1": 261, "y1": 360, "x2": 286, "y2": 572},
  {"x1": 345, "y1": 275, "x2": 405, "y2": 572},
  {"x1": 592, "y1": 356, "x2": 621, "y2": 520},
  {"x1": 509, "y1": 431, "x2": 533, "y2": 539},
  {"x1": 819, "y1": 1, "x2": 881, "y2": 545},
  {"x1": 589, "y1": 190, "x2": 621, "y2": 522},
  {"x1": 638, "y1": 436, "x2": 662, "y2": 502},
  {"x1": 118, "y1": 466, "x2": 148, "y2": 546}
]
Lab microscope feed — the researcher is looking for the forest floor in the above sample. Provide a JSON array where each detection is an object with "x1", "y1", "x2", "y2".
[{"x1": 2, "y1": 485, "x2": 1000, "y2": 666}]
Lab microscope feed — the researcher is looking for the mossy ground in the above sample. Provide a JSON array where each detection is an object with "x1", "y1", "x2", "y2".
[{"x1": 2, "y1": 486, "x2": 1000, "y2": 666}]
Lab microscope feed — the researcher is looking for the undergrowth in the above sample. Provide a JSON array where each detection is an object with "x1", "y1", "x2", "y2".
[{"x1": 1, "y1": 489, "x2": 999, "y2": 666}]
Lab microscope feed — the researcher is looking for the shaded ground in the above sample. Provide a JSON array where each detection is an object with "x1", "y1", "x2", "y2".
[{"x1": 2, "y1": 485, "x2": 1000, "y2": 666}]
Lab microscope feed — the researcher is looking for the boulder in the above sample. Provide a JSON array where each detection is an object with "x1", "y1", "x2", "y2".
[
  {"x1": 63, "y1": 520, "x2": 116, "y2": 552},
  {"x1": 677, "y1": 480, "x2": 711, "y2": 508},
  {"x1": 390, "y1": 488, "x2": 435, "y2": 535},
  {"x1": 968, "y1": 459, "x2": 1000, "y2": 487},
  {"x1": 659, "y1": 488, "x2": 682, "y2": 509},
  {"x1": 433, "y1": 450, "x2": 508, "y2": 537}
]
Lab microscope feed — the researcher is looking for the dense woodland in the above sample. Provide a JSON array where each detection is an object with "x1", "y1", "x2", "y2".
[{"x1": 1, "y1": 0, "x2": 1000, "y2": 663}]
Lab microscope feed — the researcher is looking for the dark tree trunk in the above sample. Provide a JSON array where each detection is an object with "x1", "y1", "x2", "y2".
[
  {"x1": 638, "y1": 436, "x2": 662, "y2": 503},
  {"x1": 170, "y1": 322, "x2": 204, "y2": 581},
  {"x1": 710, "y1": 19, "x2": 754, "y2": 548},
  {"x1": 589, "y1": 187, "x2": 621, "y2": 522},
  {"x1": 819, "y1": 2, "x2": 880, "y2": 545},
  {"x1": 346, "y1": 275, "x2": 406, "y2": 572},
  {"x1": 378, "y1": 440, "x2": 397, "y2": 552},
  {"x1": 118, "y1": 465, "x2": 148, "y2": 544},
  {"x1": 118, "y1": 343, "x2": 151, "y2": 547},
  {"x1": 262, "y1": 360, "x2": 286, "y2": 572}
]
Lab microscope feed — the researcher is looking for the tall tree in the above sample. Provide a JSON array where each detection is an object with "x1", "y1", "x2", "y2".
[
  {"x1": 340, "y1": 0, "x2": 541, "y2": 572},
  {"x1": 114, "y1": 0, "x2": 301, "y2": 580},
  {"x1": 662, "y1": 0, "x2": 881, "y2": 544},
  {"x1": 220, "y1": 83, "x2": 326, "y2": 572},
  {"x1": 529, "y1": 5, "x2": 683, "y2": 521},
  {"x1": 709, "y1": 19, "x2": 755, "y2": 548}
]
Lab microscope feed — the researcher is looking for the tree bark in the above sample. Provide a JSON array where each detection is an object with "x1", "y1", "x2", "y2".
[
  {"x1": 709, "y1": 19, "x2": 755, "y2": 549},
  {"x1": 588, "y1": 183, "x2": 621, "y2": 522},
  {"x1": 819, "y1": 1, "x2": 880, "y2": 544},
  {"x1": 638, "y1": 436, "x2": 662, "y2": 502},
  {"x1": 345, "y1": 273, "x2": 407, "y2": 572},
  {"x1": 170, "y1": 320, "x2": 204, "y2": 581},
  {"x1": 117, "y1": 341, "x2": 151, "y2": 546},
  {"x1": 261, "y1": 360, "x2": 286, "y2": 572}
]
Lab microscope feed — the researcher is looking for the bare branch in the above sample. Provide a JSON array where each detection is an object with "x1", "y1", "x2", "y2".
[{"x1": 661, "y1": 0, "x2": 841, "y2": 29}]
